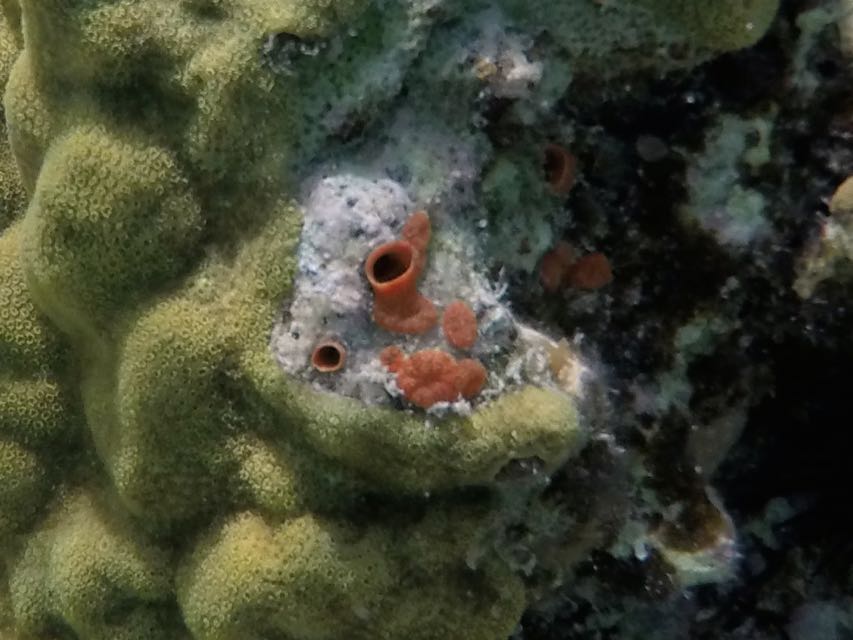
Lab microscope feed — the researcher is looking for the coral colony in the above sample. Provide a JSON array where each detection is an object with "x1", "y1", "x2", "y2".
[{"x1": 1, "y1": 1, "x2": 851, "y2": 640}]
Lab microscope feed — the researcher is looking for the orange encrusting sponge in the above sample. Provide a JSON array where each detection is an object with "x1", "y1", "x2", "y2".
[
  {"x1": 539, "y1": 243, "x2": 613, "y2": 291},
  {"x1": 379, "y1": 346, "x2": 488, "y2": 409},
  {"x1": 566, "y1": 252, "x2": 612, "y2": 289},
  {"x1": 442, "y1": 300, "x2": 478, "y2": 350},
  {"x1": 365, "y1": 212, "x2": 438, "y2": 334},
  {"x1": 538, "y1": 241, "x2": 575, "y2": 293}
]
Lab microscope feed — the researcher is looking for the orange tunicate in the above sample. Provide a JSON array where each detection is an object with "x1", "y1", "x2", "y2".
[
  {"x1": 566, "y1": 252, "x2": 613, "y2": 289},
  {"x1": 544, "y1": 143, "x2": 577, "y2": 195},
  {"x1": 539, "y1": 241, "x2": 575, "y2": 292},
  {"x1": 381, "y1": 347, "x2": 488, "y2": 408},
  {"x1": 454, "y1": 358, "x2": 488, "y2": 399},
  {"x1": 442, "y1": 300, "x2": 478, "y2": 350},
  {"x1": 364, "y1": 222, "x2": 438, "y2": 334}
]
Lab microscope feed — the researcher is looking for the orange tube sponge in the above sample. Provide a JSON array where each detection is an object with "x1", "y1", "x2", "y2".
[
  {"x1": 311, "y1": 340, "x2": 346, "y2": 373},
  {"x1": 381, "y1": 348, "x2": 488, "y2": 408},
  {"x1": 364, "y1": 212, "x2": 438, "y2": 334},
  {"x1": 442, "y1": 300, "x2": 478, "y2": 350},
  {"x1": 365, "y1": 234, "x2": 438, "y2": 334},
  {"x1": 566, "y1": 252, "x2": 612, "y2": 290}
]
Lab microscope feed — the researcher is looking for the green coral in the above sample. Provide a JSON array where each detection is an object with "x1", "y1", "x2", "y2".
[
  {"x1": 0, "y1": 0, "x2": 781, "y2": 638},
  {"x1": 177, "y1": 507, "x2": 525, "y2": 640},
  {"x1": 9, "y1": 489, "x2": 178, "y2": 640},
  {"x1": 0, "y1": 194, "x2": 79, "y2": 553},
  {"x1": 0, "y1": 440, "x2": 48, "y2": 539},
  {"x1": 500, "y1": 0, "x2": 779, "y2": 72},
  {"x1": 0, "y1": 8, "x2": 23, "y2": 229},
  {"x1": 635, "y1": 0, "x2": 780, "y2": 52}
]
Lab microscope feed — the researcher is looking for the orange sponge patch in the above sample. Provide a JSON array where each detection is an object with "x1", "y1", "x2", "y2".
[
  {"x1": 442, "y1": 300, "x2": 478, "y2": 350},
  {"x1": 454, "y1": 359, "x2": 488, "y2": 399},
  {"x1": 566, "y1": 252, "x2": 612, "y2": 290},
  {"x1": 395, "y1": 349, "x2": 461, "y2": 408},
  {"x1": 381, "y1": 348, "x2": 488, "y2": 408},
  {"x1": 539, "y1": 241, "x2": 575, "y2": 292},
  {"x1": 539, "y1": 243, "x2": 613, "y2": 292},
  {"x1": 370, "y1": 213, "x2": 490, "y2": 408},
  {"x1": 379, "y1": 345, "x2": 406, "y2": 373}
]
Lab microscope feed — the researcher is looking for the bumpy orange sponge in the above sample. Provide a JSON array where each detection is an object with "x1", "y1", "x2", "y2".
[
  {"x1": 379, "y1": 347, "x2": 487, "y2": 409},
  {"x1": 539, "y1": 241, "x2": 575, "y2": 292},
  {"x1": 539, "y1": 243, "x2": 613, "y2": 291},
  {"x1": 365, "y1": 212, "x2": 438, "y2": 334}
]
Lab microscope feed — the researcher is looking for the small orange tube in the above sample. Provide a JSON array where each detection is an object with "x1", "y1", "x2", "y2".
[
  {"x1": 311, "y1": 340, "x2": 347, "y2": 372},
  {"x1": 365, "y1": 240, "x2": 421, "y2": 296},
  {"x1": 364, "y1": 214, "x2": 438, "y2": 334}
]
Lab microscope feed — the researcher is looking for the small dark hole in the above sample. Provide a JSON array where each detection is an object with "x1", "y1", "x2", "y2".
[{"x1": 372, "y1": 249, "x2": 411, "y2": 282}]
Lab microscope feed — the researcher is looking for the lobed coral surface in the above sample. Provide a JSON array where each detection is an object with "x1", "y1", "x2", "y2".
[{"x1": 0, "y1": 0, "x2": 794, "y2": 639}]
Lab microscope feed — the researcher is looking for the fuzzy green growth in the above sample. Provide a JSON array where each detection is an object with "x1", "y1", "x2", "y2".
[
  {"x1": 638, "y1": 0, "x2": 781, "y2": 52},
  {"x1": 501, "y1": 0, "x2": 778, "y2": 71}
]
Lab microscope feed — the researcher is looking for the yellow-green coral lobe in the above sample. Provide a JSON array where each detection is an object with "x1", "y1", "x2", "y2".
[
  {"x1": 9, "y1": 489, "x2": 176, "y2": 640},
  {"x1": 0, "y1": 439, "x2": 47, "y2": 540},
  {"x1": 635, "y1": 0, "x2": 780, "y2": 51},
  {"x1": 177, "y1": 507, "x2": 525, "y2": 640}
]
